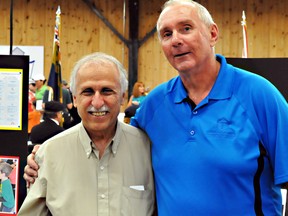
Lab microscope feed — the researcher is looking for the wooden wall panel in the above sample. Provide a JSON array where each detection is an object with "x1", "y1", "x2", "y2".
[
  {"x1": 138, "y1": 0, "x2": 177, "y2": 91},
  {"x1": 1, "y1": 0, "x2": 288, "y2": 101},
  {"x1": 248, "y1": 0, "x2": 271, "y2": 57}
]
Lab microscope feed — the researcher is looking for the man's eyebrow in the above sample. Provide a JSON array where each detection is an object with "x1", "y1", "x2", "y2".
[{"x1": 160, "y1": 20, "x2": 193, "y2": 30}]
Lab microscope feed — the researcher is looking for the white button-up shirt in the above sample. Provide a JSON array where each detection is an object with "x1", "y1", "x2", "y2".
[{"x1": 18, "y1": 121, "x2": 155, "y2": 216}]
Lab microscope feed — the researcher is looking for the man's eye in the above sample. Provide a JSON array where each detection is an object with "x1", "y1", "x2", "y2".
[
  {"x1": 182, "y1": 26, "x2": 192, "y2": 32},
  {"x1": 101, "y1": 88, "x2": 114, "y2": 95},
  {"x1": 163, "y1": 32, "x2": 172, "y2": 38},
  {"x1": 81, "y1": 88, "x2": 94, "y2": 95}
]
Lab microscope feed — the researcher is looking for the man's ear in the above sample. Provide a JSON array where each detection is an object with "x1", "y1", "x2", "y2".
[
  {"x1": 73, "y1": 96, "x2": 77, "y2": 108},
  {"x1": 210, "y1": 23, "x2": 219, "y2": 47},
  {"x1": 120, "y1": 93, "x2": 126, "y2": 105}
]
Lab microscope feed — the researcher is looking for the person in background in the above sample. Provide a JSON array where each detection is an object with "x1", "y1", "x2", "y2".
[
  {"x1": 62, "y1": 79, "x2": 81, "y2": 128},
  {"x1": 62, "y1": 79, "x2": 70, "y2": 90},
  {"x1": 127, "y1": 81, "x2": 147, "y2": 107},
  {"x1": 32, "y1": 74, "x2": 47, "y2": 101},
  {"x1": 124, "y1": 81, "x2": 147, "y2": 123},
  {"x1": 0, "y1": 162, "x2": 15, "y2": 213},
  {"x1": 28, "y1": 100, "x2": 41, "y2": 138},
  {"x1": 29, "y1": 101, "x2": 65, "y2": 145},
  {"x1": 129, "y1": 0, "x2": 288, "y2": 215},
  {"x1": 28, "y1": 79, "x2": 36, "y2": 113},
  {"x1": 42, "y1": 84, "x2": 73, "y2": 129},
  {"x1": 19, "y1": 52, "x2": 155, "y2": 216}
]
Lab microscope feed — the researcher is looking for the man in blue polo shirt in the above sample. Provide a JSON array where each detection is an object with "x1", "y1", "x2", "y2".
[{"x1": 130, "y1": 0, "x2": 288, "y2": 215}]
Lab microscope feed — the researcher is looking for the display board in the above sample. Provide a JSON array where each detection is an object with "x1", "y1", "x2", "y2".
[
  {"x1": 226, "y1": 58, "x2": 288, "y2": 101},
  {"x1": 0, "y1": 55, "x2": 29, "y2": 215}
]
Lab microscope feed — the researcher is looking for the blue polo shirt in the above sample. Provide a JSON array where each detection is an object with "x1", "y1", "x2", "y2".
[{"x1": 131, "y1": 55, "x2": 288, "y2": 216}]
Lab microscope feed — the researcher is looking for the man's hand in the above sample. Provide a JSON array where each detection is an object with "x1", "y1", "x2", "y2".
[{"x1": 23, "y1": 144, "x2": 40, "y2": 188}]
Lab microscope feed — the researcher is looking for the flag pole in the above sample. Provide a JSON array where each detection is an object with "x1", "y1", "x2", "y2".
[{"x1": 241, "y1": 11, "x2": 248, "y2": 58}]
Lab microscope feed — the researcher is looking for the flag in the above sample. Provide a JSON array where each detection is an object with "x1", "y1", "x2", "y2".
[
  {"x1": 241, "y1": 11, "x2": 248, "y2": 58},
  {"x1": 47, "y1": 6, "x2": 62, "y2": 102}
]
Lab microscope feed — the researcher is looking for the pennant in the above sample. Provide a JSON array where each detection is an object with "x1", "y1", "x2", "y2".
[
  {"x1": 241, "y1": 11, "x2": 248, "y2": 58},
  {"x1": 47, "y1": 6, "x2": 62, "y2": 102}
]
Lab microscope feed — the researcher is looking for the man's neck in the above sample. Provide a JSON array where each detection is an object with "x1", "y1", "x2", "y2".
[
  {"x1": 88, "y1": 121, "x2": 117, "y2": 158},
  {"x1": 181, "y1": 59, "x2": 220, "y2": 104}
]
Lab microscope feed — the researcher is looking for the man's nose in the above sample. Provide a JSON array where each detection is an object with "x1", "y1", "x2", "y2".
[
  {"x1": 171, "y1": 31, "x2": 183, "y2": 46},
  {"x1": 91, "y1": 92, "x2": 105, "y2": 108}
]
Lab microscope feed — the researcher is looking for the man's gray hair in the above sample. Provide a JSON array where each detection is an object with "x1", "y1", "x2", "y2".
[
  {"x1": 156, "y1": 0, "x2": 215, "y2": 37},
  {"x1": 69, "y1": 52, "x2": 128, "y2": 95},
  {"x1": 0, "y1": 162, "x2": 13, "y2": 176}
]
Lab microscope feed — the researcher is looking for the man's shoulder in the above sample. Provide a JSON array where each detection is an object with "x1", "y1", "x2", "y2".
[
  {"x1": 43, "y1": 119, "x2": 63, "y2": 128},
  {"x1": 30, "y1": 121, "x2": 45, "y2": 131},
  {"x1": 50, "y1": 123, "x2": 80, "y2": 140},
  {"x1": 139, "y1": 76, "x2": 179, "y2": 107},
  {"x1": 151, "y1": 76, "x2": 178, "y2": 93},
  {"x1": 140, "y1": 77, "x2": 178, "y2": 108},
  {"x1": 116, "y1": 122, "x2": 151, "y2": 153},
  {"x1": 38, "y1": 124, "x2": 80, "y2": 151},
  {"x1": 118, "y1": 121, "x2": 149, "y2": 139}
]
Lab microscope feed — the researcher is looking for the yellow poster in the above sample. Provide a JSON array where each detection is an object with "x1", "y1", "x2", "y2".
[{"x1": 0, "y1": 69, "x2": 23, "y2": 130}]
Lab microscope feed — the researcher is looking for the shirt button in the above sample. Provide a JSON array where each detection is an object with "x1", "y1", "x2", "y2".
[
  {"x1": 101, "y1": 194, "x2": 105, "y2": 199},
  {"x1": 193, "y1": 110, "x2": 197, "y2": 114},
  {"x1": 100, "y1": 166, "x2": 104, "y2": 171},
  {"x1": 190, "y1": 130, "x2": 195, "y2": 136}
]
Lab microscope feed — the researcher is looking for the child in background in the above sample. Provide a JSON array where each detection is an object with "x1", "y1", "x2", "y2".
[{"x1": 0, "y1": 162, "x2": 15, "y2": 213}]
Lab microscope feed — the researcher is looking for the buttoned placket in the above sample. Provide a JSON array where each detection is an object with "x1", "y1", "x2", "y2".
[
  {"x1": 97, "y1": 148, "x2": 110, "y2": 216},
  {"x1": 189, "y1": 110, "x2": 197, "y2": 137},
  {"x1": 91, "y1": 142, "x2": 112, "y2": 216}
]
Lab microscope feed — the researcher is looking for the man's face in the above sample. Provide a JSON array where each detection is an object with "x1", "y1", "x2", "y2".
[
  {"x1": 73, "y1": 61, "x2": 124, "y2": 136},
  {"x1": 158, "y1": 4, "x2": 218, "y2": 73}
]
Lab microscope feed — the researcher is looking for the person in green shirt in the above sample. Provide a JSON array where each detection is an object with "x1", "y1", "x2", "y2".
[{"x1": 33, "y1": 74, "x2": 48, "y2": 100}]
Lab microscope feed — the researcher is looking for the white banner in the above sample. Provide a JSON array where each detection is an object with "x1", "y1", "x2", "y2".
[{"x1": 0, "y1": 45, "x2": 44, "y2": 79}]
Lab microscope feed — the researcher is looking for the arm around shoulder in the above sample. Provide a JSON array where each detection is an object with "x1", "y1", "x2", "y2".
[{"x1": 18, "y1": 145, "x2": 49, "y2": 215}]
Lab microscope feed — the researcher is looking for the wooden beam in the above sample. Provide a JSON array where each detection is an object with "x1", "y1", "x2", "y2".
[
  {"x1": 82, "y1": 0, "x2": 128, "y2": 45},
  {"x1": 128, "y1": 0, "x2": 139, "y2": 95},
  {"x1": 82, "y1": 0, "x2": 157, "y2": 98}
]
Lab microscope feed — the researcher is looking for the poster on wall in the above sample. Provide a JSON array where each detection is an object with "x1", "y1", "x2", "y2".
[
  {"x1": 0, "y1": 156, "x2": 19, "y2": 215},
  {"x1": 0, "y1": 45, "x2": 44, "y2": 80},
  {"x1": 0, "y1": 69, "x2": 23, "y2": 130}
]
